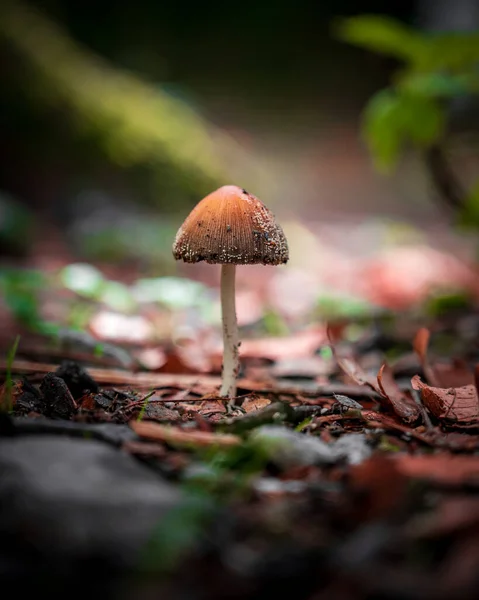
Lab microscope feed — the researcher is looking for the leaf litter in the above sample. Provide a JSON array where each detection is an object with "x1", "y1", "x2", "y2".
[{"x1": 4, "y1": 304, "x2": 479, "y2": 598}]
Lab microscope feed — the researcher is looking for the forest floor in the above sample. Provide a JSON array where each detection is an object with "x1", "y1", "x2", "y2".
[{"x1": 2, "y1": 228, "x2": 479, "y2": 600}]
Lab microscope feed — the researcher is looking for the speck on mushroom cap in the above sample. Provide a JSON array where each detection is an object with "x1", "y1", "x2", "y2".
[{"x1": 173, "y1": 185, "x2": 289, "y2": 265}]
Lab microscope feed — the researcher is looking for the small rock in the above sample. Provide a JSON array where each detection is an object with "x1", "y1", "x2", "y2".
[
  {"x1": 331, "y1": 433, "x2": 372, "y2": 465},
  {"x1": 254, "y1": 477, "x2": 307, "y2": 495},
  {"x1": 55, "y1": 360, "x2": 99, "y2": 399},
  {"x1": 12, "y1": 416, "x2": 139, "y2": 446},
  {"x1": 250, "y1": 426, "x2": 371, "y2": 469},
  {"x1": 250, "y1": 425, "x2": 337, "y2": 468},
  {"x1": 0, "y1": 436, "x2": 181, "y2": 569},
  {"x1": 40, "y1": 373, "x2": 77, "y2": 419},
  {"x1": 56, "y1": 328, "x2": 134, "y2": 368}
]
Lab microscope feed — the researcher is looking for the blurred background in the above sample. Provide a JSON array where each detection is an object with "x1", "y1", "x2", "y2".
[{"x1": 1, "y1": 0, "x2": 479, "y2": 368}]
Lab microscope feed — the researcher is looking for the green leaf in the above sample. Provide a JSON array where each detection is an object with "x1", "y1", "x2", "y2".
[
  {"x1": 0, "y1": 268, "x2": 54, "y2": 333},
  {"x1": 457, "y1": 179, "x2": 479, "y2": 229},
  {"x1": 60, "y1": 263, "x2": 105, "y2": 299},
  {"x1": 363, "y1": 90, "x2": 445, "y2": 171},
  {"x1": 362, "y1": 90, "x2": 405, "y2": 171},
  {"x1": 397, "y1": 71, "x2": 479, "y2": 98},
  {"x1": 416, "y1": 32, "x2": 479, "y2": 72},
  {"x1": 334, "y1": 15, "x2": 425, "y2": 62}
]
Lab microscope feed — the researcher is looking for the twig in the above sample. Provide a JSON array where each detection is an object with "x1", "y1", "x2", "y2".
[
  {"x1": 131, "y1": 420, "x2": 240, "y2": 448},
  {"x1": 0, "y1": 359, "x2": 387, "y2": 399}
]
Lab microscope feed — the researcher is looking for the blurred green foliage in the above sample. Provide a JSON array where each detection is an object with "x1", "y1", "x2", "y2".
[
  {"x1": 0, "y1": 268, "x2": 57, "y2": 334},
  {"x1": 139, "y1": 434, "x2": 278, "y2": 574},
  {"x1": 336, "y1": 15, "x2": 479, "y2": 172},
  {"x1": 0, "y1": 193, "x2": 33, "y2": 255},
  {"x1": 0, "y1": 0, "x2": 252, "y2": 208}
]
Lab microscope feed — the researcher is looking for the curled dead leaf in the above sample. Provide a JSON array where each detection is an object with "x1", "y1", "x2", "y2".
[
  {"x1": 377, "y1": 364, "x2": 420, "y2": 424},
  {"x1": 412, "y1": 374, "x2": 479, "y2": 425},
  {"x1": 413, "y1": 327, "x2": 440, "y2": 386}
]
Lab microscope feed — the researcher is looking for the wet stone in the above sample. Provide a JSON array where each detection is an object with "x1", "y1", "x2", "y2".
[{"x1": 0, "y1": 436, "x2": 181, "y2": 569}]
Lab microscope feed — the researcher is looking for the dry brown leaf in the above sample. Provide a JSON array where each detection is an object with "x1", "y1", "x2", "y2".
[
  {"x1": 178, "y1": 399, "x2": 226, "y2": 415},
  {"x1": 239, "y1": 326, "x2": 326, "y2": 362},
  {"x1": 412, "y1": 327, "x2": 429, "y2": 361},
  {"x1": 395, "y1": 454, "x2": 479, "y2": 486},
  {"x1": 131, "y1": 420, "x2": 240, "y2": 448},
  {"x1": 412, "y1": 374, "x2": 479, "y2": 425},
  {"x1": 377, "y1": 363, "x2": 420, "y2": 423},
  {"x1": 331, "y1": 349, "x2": 382, "y2": 397},
  {"x1": 77, "y1": 392, "x2": 97, "y2": 411},
  {"x1": 241, "y1": 395, "x2": 272, "y2": 413},
  {"x1": 413, "y1": 327, "x2": 440, "y2": 386},
  {"x1": 349, "y1": 456, "x2": 409, "y2": 519}
]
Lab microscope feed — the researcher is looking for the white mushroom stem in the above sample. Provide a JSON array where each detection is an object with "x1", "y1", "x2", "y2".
[{"x1": 220, "y1": 264, "x2": 239, "y2": 400}]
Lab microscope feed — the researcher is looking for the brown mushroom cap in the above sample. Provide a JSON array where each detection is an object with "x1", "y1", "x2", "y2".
[{"x1": 173, "y1": 185, "x2": 289, "y2": 265}]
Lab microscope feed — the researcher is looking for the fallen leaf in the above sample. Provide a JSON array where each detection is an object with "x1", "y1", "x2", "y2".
[
  {"x1": 348, "y1": 456, "x2": 409, "y2": 519},
  {"x1": 360, "y1": 246, "x2": 479, "y2": 309},
  {"x1": 332, "y1": 351, "x2": 382, "y2": 397},
  {"x1": 377, "y1": 363, "x2": 420, "y2": 423},
  {"x1": 131, "y1": 420, "x2": 240, "y2": 448},
  {"x1": 413, "y1": 327, "x2": 439, "y2": 386},
  {"x1": 135, "y1": 347, "x2": 167, "y2": 370},
  {"x1": 327, "y1": 323, "x2": 382, "y2": 394},
  {"x1": 178, "y1": 400, "x2": 226, "y2": 415},
  {"x1": 241, "y1": 395, "x2": 272, "y2": 413},
  {"x1": 395, "y1": 454, "x2": 479, "y2": 486},
  {"x1": 239, "y1": 326, "x2": 326, "y2": 362},
  {"x1": 88, "y1": 311, "x2": 155, "y2": 344},
  {"x1": 156, "y1": 348, "x2": 208, "y2": 375},
  {"x1": 412, "y1": 374, "x2": 479, "y2": 425},
  {"x1": 77, "y1": 392, "x2": 97, "y2": 411}
]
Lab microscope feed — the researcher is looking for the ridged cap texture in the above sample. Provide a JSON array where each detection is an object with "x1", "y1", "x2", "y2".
[{"x1": 173, "y1": 185, "x2": 289, "y2": 265}]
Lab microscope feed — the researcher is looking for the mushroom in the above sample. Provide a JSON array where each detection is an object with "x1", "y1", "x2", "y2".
[{"x1": 173, "y1": 185, "x2": 289, "y2": 402}]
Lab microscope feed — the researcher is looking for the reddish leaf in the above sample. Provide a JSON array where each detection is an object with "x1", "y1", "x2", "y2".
[
  {"x1": 178, "y1": 399, "x2": 226, "y2": 415},
  {"x1": 327, "y1": 323, "x2": 382, "y2": 394},
  {"x1": 77, "y1": 392, "x2": 97, "y2": 411},
  {"x1": 413, "y1": 327, "x2": 430, "y2": 358},
  {"x1": 377, "y1": 364, "x2": 420, "y2": 423},
  {"x1": 240, "y1": 326, "x2": 326, "y2": 362},
  {"x1": 396, "y1": 454, "x2": 479, "y2": 486},
  {"x1": 349, "y1": 456, "x2": 409, "y2": 519},
  {"x1": 412, "y1": 374, "x2": 479, "y2": 425},
  {"x1": 241, "y1": 395, "x2": 271, "y2": 413},
  {"x1": 413, "y1": 327, "x2": 440, "y2": 386}
]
